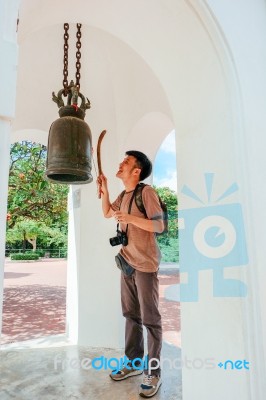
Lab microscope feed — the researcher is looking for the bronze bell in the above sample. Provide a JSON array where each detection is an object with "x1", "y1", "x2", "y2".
[{"x1": 46, "y1": 82, "x2": 93, "y2": 184}]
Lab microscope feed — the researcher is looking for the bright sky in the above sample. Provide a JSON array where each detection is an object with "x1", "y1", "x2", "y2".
[{"x1": 153, "y1": 130, "x2": 177, "y2": 193}]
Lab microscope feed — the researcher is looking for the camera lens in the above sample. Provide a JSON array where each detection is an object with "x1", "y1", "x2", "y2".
[{"x1": 109, "y1": 236, "x2": 121, "y2": 246}]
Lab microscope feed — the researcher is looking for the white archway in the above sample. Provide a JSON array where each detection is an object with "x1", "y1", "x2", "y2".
[{"x1": 124, "y1": 112, "x2": 175, "y2": 163}]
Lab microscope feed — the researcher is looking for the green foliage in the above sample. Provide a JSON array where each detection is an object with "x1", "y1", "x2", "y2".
[
  {"x1": 7, "y1": 219, "x2": 40, "y2": 242},
  {"x1": 8, "y1": 141, "x2": 68, "y2": 228},
  {"x1": 6, "y1": 141, "x2": 68, "y2": 252},
  {"x1": 158, "y1": 237, "x2": 179, "y2": 263},
  {"x1": 6, "y1": 218, "x2": 68, "y2": 250},
  {"x1": 11, "y1": 253, "x2": 39, "y2": 261},
  {"x1": 153, "y1": 185, "x2": 178, "y2": 250},
  {"x1": 44, "y1": 223, "x2": 68, "y2": 247},
  {"x1": 152, "y1": 186, "x2": 178, "y2": 262},
  {"x1": 49, "y1": 248, "x2": 67, "y2": 258},
  {"x1": 28, "y1": 249, "x2": 46, "y2": 257}
]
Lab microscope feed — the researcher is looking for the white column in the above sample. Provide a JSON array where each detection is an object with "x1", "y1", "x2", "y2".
[
  {"x1": 0, "y1": 122, "x2": 12, "y2": 336},
  {"x1": 66, "y1": 157, "x2": 124, "y2": 348},
  {"x1": 0, "y1": 0, "x2": 20, "y2": 337},
  {"x1": 178, "y1": 1, "x2": 266, "y2": 399}
]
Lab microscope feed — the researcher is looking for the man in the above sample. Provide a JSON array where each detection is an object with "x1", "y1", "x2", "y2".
[{"x1": 97, "y1": 150, "x2": 164, "y2": 398}]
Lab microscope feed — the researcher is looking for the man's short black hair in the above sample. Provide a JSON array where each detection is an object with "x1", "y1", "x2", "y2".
[{"x1": 126, "y1": 150, "x2": 152, "y2": 181}]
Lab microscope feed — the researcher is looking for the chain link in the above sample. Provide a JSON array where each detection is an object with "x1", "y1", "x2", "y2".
[
  {"x1": 62, "y1": 23, "x2": 82, "y2": 95},
  {"x1": 75, "y1": 23, "x2": 82, "y2": 89},
  {"x1": 63, "y1": 23, "x2": 69, "y2": 96}
]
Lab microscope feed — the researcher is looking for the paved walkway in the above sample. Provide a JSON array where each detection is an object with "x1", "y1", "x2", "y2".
[{"x1": 1, "y1": 259, "x2": 180, "y2": 348}]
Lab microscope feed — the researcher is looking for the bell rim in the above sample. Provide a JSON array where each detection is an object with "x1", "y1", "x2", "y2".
[{"x1": 45, "y1": 170, "x2": 93, "y2": 185}]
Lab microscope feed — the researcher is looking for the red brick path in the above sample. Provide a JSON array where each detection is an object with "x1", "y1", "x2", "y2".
[{"x1": 1, "y1": 260, "x2": 180, "y2": 347}]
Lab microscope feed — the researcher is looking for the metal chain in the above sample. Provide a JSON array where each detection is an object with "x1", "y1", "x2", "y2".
[
  {"x1": 76, "y1": 23, "x2": 82, "y2": 89},
  {"x1": 63, "y1": 23, "x2": 69, "y2": 96},
  {"x1": 62, "y1": 23, "x2": 82, "y2": 95}
]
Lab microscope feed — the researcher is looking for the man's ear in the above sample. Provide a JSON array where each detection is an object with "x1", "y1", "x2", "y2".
[{"x1": 133, "y1": 168, "x2": 141, "y2": 178}]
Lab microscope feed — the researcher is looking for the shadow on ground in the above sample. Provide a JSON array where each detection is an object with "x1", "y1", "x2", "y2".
[
  {"x1": 1, "y1": 269, "x2": 180, "y2": 347},
  {"x1": 1, "y1": 285, "x2": 66, "y2": 344},
  {"x1": 158, "y1": 270, "x2": 180, "y2": 333},
  {"x1": 4, "y1": 272, "x2": 33, "y2": 279}
]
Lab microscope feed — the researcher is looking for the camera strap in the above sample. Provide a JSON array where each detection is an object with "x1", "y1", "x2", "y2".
[{"x1": 118, "y1": 184, "x2": 140, "y2": 235}]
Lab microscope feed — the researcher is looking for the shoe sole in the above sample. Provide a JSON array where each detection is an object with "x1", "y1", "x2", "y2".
[
  {"x1": 139, "y1": 380, "x2": 162, "y2": 398},
  {"x1": 110, "y1": 369, "x2": 143, "y2": 381}
]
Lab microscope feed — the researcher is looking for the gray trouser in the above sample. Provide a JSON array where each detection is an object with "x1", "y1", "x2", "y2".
[{"x1": 121, "y1": 269, "x2": 162, "y2": 375}]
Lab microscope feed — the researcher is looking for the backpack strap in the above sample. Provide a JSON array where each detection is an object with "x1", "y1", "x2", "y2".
[
  {"x1": 120, "y1": 183, "x2": 161, "y2": 222},
  {"x1": 134, "y1": 183, "x2": 148, "y2": 217}
]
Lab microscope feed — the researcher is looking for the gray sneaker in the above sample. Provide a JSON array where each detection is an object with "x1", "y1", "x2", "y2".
[
  {"x1": 139, "y1": 374, "x2": 162, "y2": 398},
  {"x1": 110, "y1": 365, "x2": 143, "y2": 381}
]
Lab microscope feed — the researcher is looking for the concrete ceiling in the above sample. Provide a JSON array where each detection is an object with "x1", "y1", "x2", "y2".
[{"x1": 13, "y1": 0, "x2": 229, "y2": 163}]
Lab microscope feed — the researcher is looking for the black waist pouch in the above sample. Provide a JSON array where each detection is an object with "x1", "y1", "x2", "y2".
[{"x1": 115, "y1": 253, "x2": 135, "y2": 276}]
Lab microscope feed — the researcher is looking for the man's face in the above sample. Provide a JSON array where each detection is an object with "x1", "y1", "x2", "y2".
[{"x1": 116, "y1": 156, "x2": 140, "y2": 180}]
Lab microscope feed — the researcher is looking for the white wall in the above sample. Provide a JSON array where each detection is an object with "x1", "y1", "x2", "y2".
[
  {"x1": 0, "y1": 0, "x2": 20, "y2": 338},
  {"x1": 206, "y1": 1, "x2": 266, "y2": 392}
]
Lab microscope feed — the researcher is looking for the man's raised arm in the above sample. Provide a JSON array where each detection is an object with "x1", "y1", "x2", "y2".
[{"x1": 97, "y1": 174, "x2": 114, "y2": 218}]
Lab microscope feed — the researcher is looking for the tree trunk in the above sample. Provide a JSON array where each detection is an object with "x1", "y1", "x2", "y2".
[
  {"x1": 27, "y1": 237, "x2": 36, "y2": 251},
  {"x1": 22, "y1": 230, "x2": 26, "y2": 252}
]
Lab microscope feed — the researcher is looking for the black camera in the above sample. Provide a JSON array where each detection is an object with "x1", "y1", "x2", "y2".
[{"x1": 109, "y1": 229, "x2": 128, "y2": 247}]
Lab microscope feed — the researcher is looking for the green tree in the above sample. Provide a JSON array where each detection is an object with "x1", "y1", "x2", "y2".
[
  {"x1": 7, "y1": 219, "x2": 47, "y2": 251},
  {"x1": 6, "y1": 141, "x2": 68, "y2": 250},
  {"x1": 153, "y1": 186, "x2": 179, "y2": 262},
  {"x1": 153, "y1": 185, "x2": 178, "y2": 240}
]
